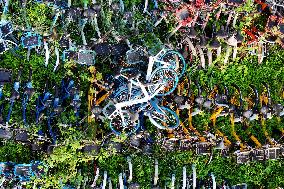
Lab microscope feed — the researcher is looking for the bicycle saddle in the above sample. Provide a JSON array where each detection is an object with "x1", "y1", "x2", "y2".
[
  {"x1": 10, "y1": 90, "x2": 20, "y2": 101},
  {"x1": 199, "y1": 35, "x2": 208, "y2": 48},
  {"x1": 0, "y1": 69, "x2": 11, "y2": 84},
  {"x1": 129, "y1": 135, "x2": 141, "y2": 147},
  {"x1": 174, "y1": 95, "x2": 185, "y2": 105},
  {"x1": 82, "y1": 143, "x2": 100, "y2": 154},
  {"x1": 273, "y1": 103, "x2": 284, "y2": 116},
  {"x1": 129, "y1": 111, "x2": 139, "y2": 123},
  {"x1": 234, "y1": 31, "x2": 243, "y2": 43},
  {"x1": 14, "y1": 129, "x2": 29, "y2": 143},
  {"x1": 83, "y1": 6, "x2": 101, "y2": 18},
  {"x1": 260, "y1": 105, "x2": 270, "y2": 115},
  {"x1": 187, "y1": 27, "x2": 198, "y2": 39},
  {"x1": 216, "y1": 26, "x2": 228, "y2": 39},
  {"x1": 243, "y1": 109, "x2": 253, "y2": 119},
  {"x1": 0, "y1": 128, "x2": 12, "y2": 140},
  {"x1": 215, "y1": 94, "x2": 229, "y2": 108},
  {"x1": 209, "y1": 37, "x2": 221, "y2": 49},
  {"x1": 25, "y1": 87, "x2": 35, "y2": 98},
  {"x1": 203, "y1": 98, "x2": 213, "y2": 109},
  {"x1": 128, "y1": 183, "x2": 140, "y2": 189}
]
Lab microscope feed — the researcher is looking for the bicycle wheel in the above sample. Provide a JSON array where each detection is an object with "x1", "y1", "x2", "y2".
[
  {"x1": 149, "y1": 106, "x2": 180, "y2": 129},
  {"x1": 109, "y1": 110, "x2": 140, "y2": 136},
  {"x1": 148, "y1": 68, "x2": 178, "y2": 96},
  {"x1": 160, "y1": 50, "x2": 186, "y2": 78}
]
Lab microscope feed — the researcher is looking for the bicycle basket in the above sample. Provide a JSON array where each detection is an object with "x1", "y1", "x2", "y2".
[
  {"x1": 0, "y1": 69, "x2": 11, "y2": 83},
  {"x1": 77, "y1": 49, "x2": 96, "y2": 65}
]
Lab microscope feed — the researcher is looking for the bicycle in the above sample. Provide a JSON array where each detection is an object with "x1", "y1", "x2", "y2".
[
  {"x1": 35, "y1": 81, "x2": 52, "y2": 125},
  {"x1": 6, "y1": 69, "x2": 22, "y2": 125},
  {"x1": 47, "y1": 85, "x2": 63, "y2": 145},
  {"x1": 22, "y1": 68, "x2": 35, "y2": 125},
  {"x1": 103, "y1": 67, "x2": 179, "y2": 135}
]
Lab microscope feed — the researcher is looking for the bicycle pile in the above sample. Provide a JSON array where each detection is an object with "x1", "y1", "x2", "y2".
[{"x1": 0, "y1": 0, "x2": 284, "y2": 188}]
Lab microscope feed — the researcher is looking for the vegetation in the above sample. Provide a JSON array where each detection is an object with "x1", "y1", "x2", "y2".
[{"x1": 0, "y1": 0, "x2": 284, "y2": 188}]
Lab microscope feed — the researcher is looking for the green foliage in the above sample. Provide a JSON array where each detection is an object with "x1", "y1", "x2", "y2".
[
  {"x1": 1, "y1": 0, "x2": 284, "y2": 188},
  {"x1": 0, "y1": 142, "x2": 31, "y2": 163},
  {"x1": 29, "y1": 131, "x2": 94, "y2": 188},
  {"x1": 26, "y1": 3, "x2": 52, "y2": 32}
]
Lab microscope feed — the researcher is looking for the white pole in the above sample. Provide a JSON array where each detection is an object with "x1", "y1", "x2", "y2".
[
  {"x1": 68, "y1": 0, "x2": 71, "y2": 7},
  {"x1": 81, "y1": 19, "x2": 87, "y2": 46},
  {"x1": 233, "y1": 13, "x2": 239, "y2": 28},
  {"x1": 53, "y1": 46, "x2": 60, "y2": 72},
  {"x1": 192, "y1": 164, "x2": 196, "y2": 189},
  {"x1": 184, "y1": 37, "x2": 197, "y2": 57},
  {"x1": 102, "y1": 171, "x2": 107, "y2": 189},
  {"x1": 207, "y1": 49, "x2": 212, "y2": 67},
  {"x1": 217, "y1": 46, "x2": 222, "y2": 57},
  {"x1": 182, "y1": 167, "x2": 186, "y2": 189},
  {"x1": 127, "y1": 157, "x2": 133, "y2": 183},
  {"x1": 119, "y1": 0, "x2": 124, "y2": 13},
  {"x1": 119, "y1": 173, "x2": 124, "y2": 189},
  {"x1": 91, "y1": 168, "x2": 100, "y2": 188},
  {"x1": 93, "y1": 15, "x2": 101, "y2": 39},
  {"x1": 196, "y1": 45, "x2": 205, "y2": 69},
  {"x1": 211, "y1": 173, "x2": 216, "y2": 189},
  {"x1": 233, "y1": 46, "x2": 237, "y2": 60},
  {"x1": 171, "y1": 174, "x2": 175, "y2": 189},
  {"x1": 44, "y1": 41, "x2": 50, "y2": 67},
  {"x1": 224, "y1": 46, "x2": 231, "y2": 64},
  {"x1": 154, "y1": 159, "x2": 158, "y2": 186},
  {"x1": 143, "y1": 0, "x2": 148, "y2": 13},
  {"x1": 108, "y1": 178, "x2": 112, "y2": 189},
  {"x1": 226, "y1": 11, "x2": 233, "y2": 29}
]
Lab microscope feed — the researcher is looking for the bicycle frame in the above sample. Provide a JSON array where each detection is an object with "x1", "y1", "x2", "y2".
[{"x1": 105, "y1": 75, "x2": 164, "y2": 120}]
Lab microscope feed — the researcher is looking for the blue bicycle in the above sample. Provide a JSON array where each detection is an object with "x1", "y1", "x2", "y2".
[
  {"x1": 6, "y1": 69, "x2": 22, "y2": 125},
  {"x1": 22, "y1": 68, "x2": 35, "y2": 125}
]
